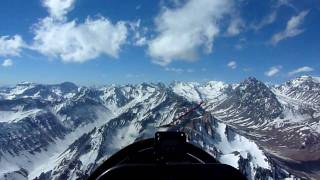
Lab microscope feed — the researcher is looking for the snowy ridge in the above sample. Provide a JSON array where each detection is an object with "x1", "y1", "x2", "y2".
[
  {"x1": 1, "y1": 77, "x2": 319, "y2": 179},
  {"x1": 172, "y1": 76, "x2": 320, "y2": 179},
  {"x1": 276, "y1": 76, "x2": 320, "y2": 105},
  {"x1": 171, "y1": 81, "x2": 228, "y2": 102},
  {"x1": 0, "y1": 82, "x2": 78, "y2": 101}
]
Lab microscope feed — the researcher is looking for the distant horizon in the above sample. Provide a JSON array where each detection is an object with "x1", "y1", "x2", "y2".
[{"x1": 1, "y1": 75, "x2": 319, "y2": 87}]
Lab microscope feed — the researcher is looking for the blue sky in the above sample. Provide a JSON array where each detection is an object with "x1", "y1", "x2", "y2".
[{"x1": 0, "y1": 0, "x2": 319, "y2": 86}]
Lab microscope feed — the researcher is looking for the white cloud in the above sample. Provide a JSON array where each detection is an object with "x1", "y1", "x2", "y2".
[
  {"x1": 186, "y1": 68, "x2": 194, "y2": 73},
  {"x1": 265, "y1": 65, "x2": 282, "y2": 77},
  {"x1": 0, "y1": 35, "x2": 25, "y2": 57},
  {"x1": 234, "y1": 37, "x2": 246, "y2": 50},
  {"x1": 32, "y1": 17, "x2": 128, "y2": 63},
  {"x1": 227, "y1": 17, "x2": 245, "y2": 36},
  {"x1": 164, "y1": 67, "x2": 194, "y2": 73},
  {"x1": 42, "y1": 0, "x2": 75, "y2": 20},
  {"x1": 148, "y1": 0, "x2": 233, "y2": 66},
  {"x1": 129, "y1": 20, "x2": 148, "y2": 47},
  {"x1": 31, "y1": 0, "x2": 130, "y2": 63},
  {"x1": 164, "y1": 67, "x2": 184, "y2": 73},
  {"x1": 235, "y1": 43, "x2": 244, "y2": 50},
  {"x1": 271, "y1": 10, "x2": 308, "y2": 45},
  {"x1": 288, "y1": 66, "x2": 314, "y2": 76},
  {"x1": 276, "y1": 0, "x2": 290, "y2": 7},
  {"x1": 135, "y1": 37, "x2": 147, "y2": 46},
  {"x1": 275, "y1": 0, "x2": 295, "y2": 9},
  {"x1": 243, "y1": 67, "x2": 252, "y2": 72},
  {"x1": 227, "y1": 61, "x2": 237, "y2": 69},
  {"x1": 2, "y1": 59, "x2": 13, "y2": 67},
  {"x1": 135, "y1": 5, "x2": 141, "y2": 10},
  {"x1": 126, "y1": 73, "x2": 144, "y2": 78},
  {"x1": 252, "y1": 11, "x2": 277, "y2": 31},
  {"x1": 252, "y1": 0, "x2": 296, "y2": 32}
]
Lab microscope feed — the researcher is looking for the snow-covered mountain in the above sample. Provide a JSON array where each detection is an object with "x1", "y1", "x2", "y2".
[
  {"x1": 275, "y1": 76, "x2": 320, "y2": 105},
  {"x1": 172, "y1": 76, "x2": 320, "y2": 179},
  {"x1": 0, "y1": 77, "x2": 319, "y2": 180}
]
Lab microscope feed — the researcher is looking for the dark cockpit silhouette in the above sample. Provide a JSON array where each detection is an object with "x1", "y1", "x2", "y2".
[{"x1": 88, "y1": 131, "x2": 247, "y2": 180}]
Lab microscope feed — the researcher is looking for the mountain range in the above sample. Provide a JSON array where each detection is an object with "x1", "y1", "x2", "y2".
[{"x1": 0, "y1": 76, "x2": 319, "y2": 180}]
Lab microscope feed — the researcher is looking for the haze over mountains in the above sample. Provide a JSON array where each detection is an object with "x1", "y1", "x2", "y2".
[{"x1": 0, "y1": 76, "x2": 319, "y2": 180}]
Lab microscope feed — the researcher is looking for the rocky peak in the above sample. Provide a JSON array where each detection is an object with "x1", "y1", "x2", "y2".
[
  {"x1": 234, "y1": 77, "x2": 283, "y2": 120},
  {"x1": 277, "y1": 76, "x2": 320, "y2": 104}
]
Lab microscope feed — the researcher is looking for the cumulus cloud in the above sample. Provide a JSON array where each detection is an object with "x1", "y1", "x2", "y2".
[
  {"x1": 271, "y1": 10, "x2": 308, "y2": 45},
  {"x1": 265, "y1": 65, "x2": 282, "y2": 77},
  {"x1": 2, "y1": 59, "x2": 13, "y2": 67},
  {"x1": 227, "y1": 61, "x2": 237, "y2": 69},
  {"x1": 0, "y1": 35, "x2": 25, "y2": 57},
  {"x1": 148, "y1": 0, "x2": 233, "y2": 66},
  {"x1": 42, "y1": 0, "x2": 75, "y2": 20},
  {"x1": 28, "y1": 0, "x2": 130, "y2": 63},
  {"x1": 32, "y1": 17, "x2": 128, "y2": 63},
  {"x1": 288, "y1": 66, "x2": 314, "y2": 76}
]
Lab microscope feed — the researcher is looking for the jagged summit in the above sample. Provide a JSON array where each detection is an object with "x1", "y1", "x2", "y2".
[
  {"x1": 285, "y1": 76, "x2": 320, "y2": 87},
  {"x1": 276, "y1": 76, "x2": 320, "y2": 105}
]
